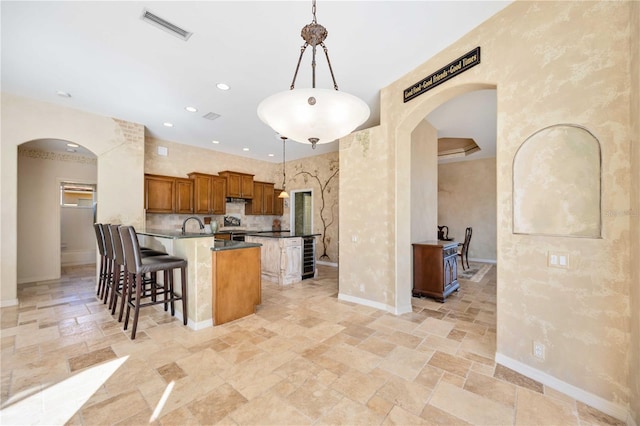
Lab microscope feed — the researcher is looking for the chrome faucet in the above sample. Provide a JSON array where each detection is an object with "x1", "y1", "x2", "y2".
[{"x1": 181, "y1": 216, "x2": 205, "y2": 234}]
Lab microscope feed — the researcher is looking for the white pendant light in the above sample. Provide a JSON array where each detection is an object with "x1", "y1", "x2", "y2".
[{"x1": 257, "y1": 0, "x2": 369, "y2": 149}]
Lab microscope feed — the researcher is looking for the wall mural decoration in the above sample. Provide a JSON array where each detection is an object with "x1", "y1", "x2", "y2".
[
  {"x1": 293, "y1": 161, "x2": 339, "y2": 261},
  {"x1": 513, "y1": 124, "x2": 601, "y2": 238}
]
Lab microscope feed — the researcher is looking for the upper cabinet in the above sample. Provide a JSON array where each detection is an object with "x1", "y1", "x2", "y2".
[
  {"x1": 188, "y1": 172, "x2": 226, "y2": 215},
  {"x1": 145, "y1": 174, "x2": 194, "y2": 214},
  {"x1": 175, "y1": 178, "x2": 194, "y2": 214},
  {"x1": 246, "y1": 181, "x2": 275, "y2": 215},
  {"x1": 274, "y1": 189, "x2": 284, "y2": 216},
  {"x1": 219, "y1": 171, "x2": 254, "y2": 199}
]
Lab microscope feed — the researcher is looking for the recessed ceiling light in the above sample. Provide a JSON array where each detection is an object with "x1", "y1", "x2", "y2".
[
  {"x1": 216, "y1": 83, "x2": 230, "y2": 91},
  {"x1": 66, "y1": 148, "x2": 76, "y2": 152},
  {"x1": 185, "y1": 106, "x2": 197, "y2": 112},
  {"x1": 242, "y1": 148, "x2": 249, "y2": 151},
  {"x1": 163, "y1": 122, "x2": 174, "y2": 127},
  {"x1": 211, "y1": 140, "x2": 220, "y2": 144},
  {"x1": 268, "y1": 154, "x2": 274, "y2": 157},
  {"x1": 56, "y1": 90, "x2": 71, "y2": 98},
  {"x1": 66, "y1": 143, "x2": 79, "y2": 148}
]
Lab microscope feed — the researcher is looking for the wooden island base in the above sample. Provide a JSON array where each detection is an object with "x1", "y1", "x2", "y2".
[{"x1": 212, "y1": 246, "x2": 261, "y2": 325}]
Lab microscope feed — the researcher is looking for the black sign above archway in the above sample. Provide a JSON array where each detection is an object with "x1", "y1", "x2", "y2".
[{"x1": 403, "y1": 47, "x2": 481, "y2": 103}]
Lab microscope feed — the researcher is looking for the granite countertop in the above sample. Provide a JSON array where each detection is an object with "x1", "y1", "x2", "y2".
[
  {"x1": 246, "y1": 232, "x2": 321, "y2": 239},
  {"x1": 138, "y1": 229, "x2": 216, "y2": 239},
  {"x1": 211, "y1": 240, "x2": 262, "y2": 252},
  {"x1": 136, "y1": 229, "x2": 261, "y2": 251}
]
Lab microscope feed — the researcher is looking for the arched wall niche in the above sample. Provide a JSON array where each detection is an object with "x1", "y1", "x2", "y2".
[
  {"x1": 394, "y1": 82, "x2": 497, "y2": 313},
  {"x1": 512, "y1": 124, "x2": 602, "y2": 238}
]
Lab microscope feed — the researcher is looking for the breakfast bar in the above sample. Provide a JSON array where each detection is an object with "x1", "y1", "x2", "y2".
[{"x1": 137, "y1": 229, "x2": 262, "y2": 328}]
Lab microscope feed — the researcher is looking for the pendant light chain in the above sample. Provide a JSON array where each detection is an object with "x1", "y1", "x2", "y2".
[{"x1": 281, "y1": 136, "x2": 287, "y2": 190}]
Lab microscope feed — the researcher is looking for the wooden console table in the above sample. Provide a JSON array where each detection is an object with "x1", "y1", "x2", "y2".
[{"x1": 412, "y1": 241, "x2": 459, "y2": 302}]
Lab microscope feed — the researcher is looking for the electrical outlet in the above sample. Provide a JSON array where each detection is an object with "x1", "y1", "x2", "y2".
[{"x1": 533, "y1": 341, "x2": 545, "y2": 360}]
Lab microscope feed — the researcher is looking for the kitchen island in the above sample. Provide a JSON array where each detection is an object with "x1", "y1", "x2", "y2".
[
  {"x1": 245, "y1": 232, "x2": 320, "y2": 285},
  {"x1": 137, "y1": 229, "x2": 262, "y2": 328}
]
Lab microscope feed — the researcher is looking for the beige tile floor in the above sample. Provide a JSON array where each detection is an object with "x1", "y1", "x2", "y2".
[{"x1": 0, "y1": 263, "x2": 625, "y2": 425}]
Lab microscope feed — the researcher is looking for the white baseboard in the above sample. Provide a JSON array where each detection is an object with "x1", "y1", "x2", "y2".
[
  {"x1": 0, "y1": 298, "x2": 19, "y2": 308},
  {"x1": 338, "y1": 293, "x2": 395, "y2": 314},
  {"x1": 18, "y1": 274, "x2": 60, "y2": 285},
  {"x1": 61, "y1": 249, "x2": 96, "y2": 267},
  {"x1": 495, "y1": 353, "x2": 631, "y2": 423},
  {"x1": 173, "y1": 310, "x2": 213, "y2": 331},
  {"x1": 317, "y1": 260, "x2": 338, "y2": 267},
  {"x1": 469, "y1": 257, "x2": 497, "y2": 264}
]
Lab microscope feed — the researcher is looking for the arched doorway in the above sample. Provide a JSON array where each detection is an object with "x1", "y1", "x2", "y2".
[
  {"x1": 394, "y1": 83, "x2": 497, "y2": 313},
  {"x1": 17, "y1": 139, "x2": 97, "y2": 283},
  {"x1": 1, "y1": 93, "x2": 145, "y2": 307}
]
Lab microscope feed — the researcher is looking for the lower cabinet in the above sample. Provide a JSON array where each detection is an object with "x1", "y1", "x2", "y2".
[
  {"x1": 212, "y1": 246, "x2": 261, "y2": 325},
  {"x1": 412, "y1": 241, "x2": 459, "y2": 302}
]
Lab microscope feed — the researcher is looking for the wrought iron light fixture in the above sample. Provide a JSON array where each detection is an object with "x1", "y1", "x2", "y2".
[
  {"x1": 278, "y1": 136, "x2": 290, "y2": 199},
  {"x1": 257, "y1": 0, "x2": 370, "y2": 149}
]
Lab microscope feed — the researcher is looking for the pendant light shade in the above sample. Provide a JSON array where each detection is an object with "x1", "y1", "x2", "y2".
[
  {"x1": 257, "y1": 0, "x2": 370, "y2": 149},
  {"x1": 258, "y1": 88, "x2": 369, "y2": 147}
]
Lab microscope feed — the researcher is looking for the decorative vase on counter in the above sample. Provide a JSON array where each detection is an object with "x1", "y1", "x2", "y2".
[{"x1": 210, "y1": 221, "x2": 218, "y2": 233}]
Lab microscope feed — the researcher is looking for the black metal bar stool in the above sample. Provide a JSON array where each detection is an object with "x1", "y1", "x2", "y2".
[{"x1": 119, "y1": 225, "x2": 188, "y2": 339}]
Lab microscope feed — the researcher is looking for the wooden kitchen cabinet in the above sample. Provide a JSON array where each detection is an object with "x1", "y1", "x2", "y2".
[
  {"x1": 188, "y1": 172, "x2": 226, "y2": 215},
  {"x1": 175, "y1": 178, "x2": 194, "y2": 214},
  {"x1": 412, "y1": 241, "x2": 459, "y2": 302},
  {"x1": 212, "y1": 246, "x2": 261, "y2": 325},
  {"x1": 145, "y1": 174, "x2": 194, "y2": 214},
  {"x1": 218, "y1": 171, "x2": 254, "y2": 199},
  {"x1": 274, "y1": 189, "x2": 284, "y2": 216},
  {"x1": 145, "y1": 174, "x2": 176, "y2": 213},
  {"x1": 246, "y1": 181, "x2": 274, "y2": 215}
]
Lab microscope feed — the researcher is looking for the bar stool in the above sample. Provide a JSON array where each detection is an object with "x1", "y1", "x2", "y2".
[
  {"x1": 119, "y1": 225, "x2": 188, "y2": 339},
  {"x1": 93, "y1": 223, "x2": 109, "y2": 298},
  {"x1": 108, "y1": 224, "x2": 166, "y2": 321}
]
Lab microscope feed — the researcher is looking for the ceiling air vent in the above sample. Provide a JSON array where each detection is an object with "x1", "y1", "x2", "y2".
[
  {"x1": 202, "y1": 112, "x2": 221, "y2": 121},
  {"x1": 141, "y1": 9, "x2": 192, "y2": 41}
]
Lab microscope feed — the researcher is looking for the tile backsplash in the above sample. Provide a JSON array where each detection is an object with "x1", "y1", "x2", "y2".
[{"x1": 145, "y1": 201, "x2": 287, "y2": 233}]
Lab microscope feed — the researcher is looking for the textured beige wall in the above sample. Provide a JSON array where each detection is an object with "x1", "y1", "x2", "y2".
[
  {"x1": 17, "y1": 149, "x2": 97, "y2": 282},
  {"x1": 1, "y1": 93, "x2": 145, "y2": 306},
  {"x1": 438, "y1": 158, "x2": 496, "y2": 261},
  {"x1": 629, "y1": 1, "x2": 639, "y2": 423},
  {"x1": 340, "y1": 0, "x2": 634, "y2": 412},
  {"x1": 288, "y1": 151, "x2": 340, "y2": 263},
  {"x1": 411, "y1": 120, "x2": 438, "y2": 243},
  {"x1": 145, "y1": 137, "x2": 340, "y2": 262},
  {"x1": 339, "y1": 127, "x2": 396, "y2": 309}
]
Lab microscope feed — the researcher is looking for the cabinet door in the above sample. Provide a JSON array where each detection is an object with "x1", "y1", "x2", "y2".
[
  {"x1": 274, "y1": 189, "x2": 284, "y2": 216},
  {"x1": 175, "y1": 178, "x2": 194, "y2": 214},
  {"x1": 253, "y1": 182, "x2": 264, "y2": 214},
  {"x1": 145, "y1": 175, "x2": 174, "y2": 213},
  {"x1": 191, "y1": 174, "x2": 213, "y2": 214},
  {"x1": 226, "y1": 173, "x2": 242, "y2": 198},
  {"x1": 443, "y1": 255, "x2": 457, "y2": 291},
  {"x1": 263, "y1": 183, "x2": 275, "y2": 215},
  {"x1": 241, "y1": 174, "x2": 254, "y2": 198},
  {"x1": 212, "y1": 176, "x2": 226, "y2": 215}
]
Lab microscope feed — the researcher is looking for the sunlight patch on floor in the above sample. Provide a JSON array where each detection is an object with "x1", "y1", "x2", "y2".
[{"x1": 0, "y1": 356, "x2": 128, "y2": 425}]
